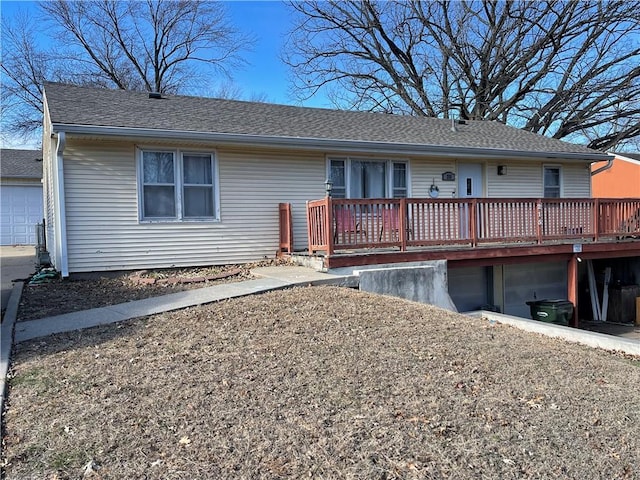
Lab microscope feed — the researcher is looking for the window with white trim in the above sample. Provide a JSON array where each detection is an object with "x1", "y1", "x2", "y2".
[
  {"x1": 543, "y1": 166, "x2": 561, "y2": 198},
  {"x1": 139, "y1": 149, "x2": 218, "y2": 221},
  {"x1": 328, "y1": 157, "x2": 409, "y2": 199}
]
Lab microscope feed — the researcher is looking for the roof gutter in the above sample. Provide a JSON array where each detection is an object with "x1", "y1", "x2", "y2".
[
  {"x1": 51, "y1": 123, "x2": 611, "y2": 163},
  {"x1": 590, "y1": 155, "x2": 614, "y2": 176}
]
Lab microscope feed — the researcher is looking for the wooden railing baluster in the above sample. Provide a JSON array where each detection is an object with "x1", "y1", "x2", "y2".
[{"x1": 305, "y1": 197, "x2": 639, "y2": 254}]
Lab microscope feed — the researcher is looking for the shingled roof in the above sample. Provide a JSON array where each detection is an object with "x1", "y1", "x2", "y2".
[
  {"x1": 44, "y1": 82, "x2": 606, "y2": 159},
  {"x1": 614, "y1": 152, "x2": 640, "y2": 162},
  {"x1": 1, "y1": 149, "x2": 42, "y2": 179}
]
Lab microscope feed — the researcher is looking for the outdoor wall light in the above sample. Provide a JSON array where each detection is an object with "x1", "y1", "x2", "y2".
[
  {"x1": 497, "y1": 165, "x2": 507, "y2": 176},
  {"x1": 325, "y1": 178, "x2": 333, "y2": 197}
]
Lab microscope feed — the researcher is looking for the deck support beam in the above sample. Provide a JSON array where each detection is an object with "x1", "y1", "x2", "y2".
[{"x1": 568, "y1": 255, "x2": 579, "y2": 327}]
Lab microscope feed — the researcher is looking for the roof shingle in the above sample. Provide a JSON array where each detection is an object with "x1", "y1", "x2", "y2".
[
  {"x1": 44, "y1": 82, "x2": 603, "y2": 157},
  {"x1": 1, "y1": 149, "x2": 43, "y2": 179}
]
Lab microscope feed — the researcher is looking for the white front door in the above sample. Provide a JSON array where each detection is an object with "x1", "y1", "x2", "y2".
[{"x1": 457, "y1": 163, "x2": 483, "y2": 198}]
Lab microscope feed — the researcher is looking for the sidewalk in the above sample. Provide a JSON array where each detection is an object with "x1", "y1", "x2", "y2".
[{"x1": 13, "y1": 266, "x2": 352, "y2": 343}]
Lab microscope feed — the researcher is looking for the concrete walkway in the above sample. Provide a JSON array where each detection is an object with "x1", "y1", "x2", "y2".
[{"x1": 13, "y1": 266, "x2": 352, "y2": 343}]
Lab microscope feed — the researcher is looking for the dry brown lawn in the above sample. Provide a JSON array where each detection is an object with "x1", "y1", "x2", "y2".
[{"x1": 2, "y1": 286, "x2": 639, "y2": 479}]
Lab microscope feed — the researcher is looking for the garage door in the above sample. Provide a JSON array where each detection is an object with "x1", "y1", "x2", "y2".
[
  {"x1": 1, "y1": 185, "x2": 43, "y2": 245},
  {"x1": 448, "y1": 266, "x2": 490, "y2": 312},
  {"x1": 503, "y1": 262, "x2": 567, "y2": 319}
]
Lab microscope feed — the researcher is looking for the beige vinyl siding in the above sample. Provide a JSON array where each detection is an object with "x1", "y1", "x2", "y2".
[
  {"x1": 42, "y1": 106, "x2": 57, "y2": 269},
  {"x1": 62, "y1": 140, "x2": 324, "y2": 273},
  {"x1": 486, "y1": 160, "x2": 591, "y2": 198},
  {"x1": 220, "y1": 149, "x2": 324, "y2": 254},
  {"x1": 562, "y1": 163, "x2": 591, "y2": 197},
  {"x1": 410, "y1": 157, "x2": 456, "y2": 198},
  {"x1": 486, "y1": 161, "x2": 542, "y2": 197}
]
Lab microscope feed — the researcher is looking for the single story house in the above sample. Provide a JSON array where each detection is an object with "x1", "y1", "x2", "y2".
[
  {"x1": 42, "y1": 83, "x2": 639, "y2": 320},
  {"x1": 592, "y1": 152, "x2": 640, "y2": 198},
  {"x1": 0, "y1": 149, "x2": 43, "y2": 245}
]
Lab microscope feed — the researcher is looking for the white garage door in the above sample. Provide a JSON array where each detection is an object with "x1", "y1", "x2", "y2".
[{"x1": 1, "y1": 185, "x2": 43, "y2": 245}]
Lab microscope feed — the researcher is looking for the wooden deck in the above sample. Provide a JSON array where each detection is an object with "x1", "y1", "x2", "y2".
[{"x1": 303, "y1": 197, "x2": 640, "y2": 268}]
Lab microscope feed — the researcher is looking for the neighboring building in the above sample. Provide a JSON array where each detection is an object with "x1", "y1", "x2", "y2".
[
  {"x1": 0, "y1": 149, "x2": 43, "y2": 245},
  {"x1": 42, "y1": 83, "x2": 639, "y2": 321},
  {"x1": 591, "y1": 152, "x2": 640, "y2": 198}
]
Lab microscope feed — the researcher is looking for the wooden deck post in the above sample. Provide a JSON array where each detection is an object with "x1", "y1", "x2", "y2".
[
  {"x1": 536, "y1": 199, "x2": 543, "y2": 244},
  {"x1": 306, "y1": 201, "x2": 312, "y2": 254},
  {"x1": 278, "y1": 203, "x2": 293, "y2": 255},
  {"x1": 470, "y1": 199, "x2": 478, "y2": 247},
  {"x1": 593, "y1": 198, "x2": 600, "y2": 242},
  {"x1": 568, "y1": 254, "x2": 579, "y2": 328},
  {"x1": 326, "y1": 196, "x2": 334, "y2": 256},
  {"x1": 400, "y1": 198, "x2": 407, "y2": 251}
]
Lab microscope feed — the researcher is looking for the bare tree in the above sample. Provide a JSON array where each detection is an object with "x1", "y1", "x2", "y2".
[
  {"x1": 284, "y1": 0, "x2": 640, "y2": 150},
  {"x1": 0, "y1": 11, "x2": 66, "y2": 143},
  {"x1": 1, "y1": 0, "x2": 253, "y2": 138}
]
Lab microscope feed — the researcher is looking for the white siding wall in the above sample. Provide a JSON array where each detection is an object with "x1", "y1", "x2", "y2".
[
  {"x1": 62, "y1": 140, "x2": 325, "y2": 272},
  {"x1": 410, "y1": 157, "x2": 456, "y2": 198},
  {"x1": 42, "y1": 106, "x2": 57, "y2": 269},
  {"x1": 368, "y1": 157, "x2": 591, "y2": 200},
  {"x1": 562, "y1": 163, "x2": 591, "y2": 197},
  {"x1": 486, "y1": 160, "x2": 542, "y2": 197},
  {"x1": 486, "y1": 160, "x2": 591, "y2": 198},
  {"x1": 220, "y1": 149, "x2": 325, "y2": 254}
]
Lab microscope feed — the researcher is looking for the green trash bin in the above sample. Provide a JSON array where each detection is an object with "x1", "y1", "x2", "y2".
[{"x1": 525, "y1": 299, "x2": 574, "y2": 326}]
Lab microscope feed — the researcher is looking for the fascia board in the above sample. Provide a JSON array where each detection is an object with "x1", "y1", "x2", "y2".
[{"x1": 51, "y1": 123, "x2": 611, "y2": 163}]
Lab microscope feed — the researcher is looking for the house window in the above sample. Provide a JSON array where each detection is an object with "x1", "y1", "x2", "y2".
[
  {"x1": 183, "y1": 153, "x2": 215, "y2": 217},
  {"x1": 139, "y1": 149, "x2": 218, "y2": 221},
  {"x1": 142, "y1": 151, "x2": 176, "y2": 218},
  {"x1": 330, "y1": 159, "x2": 346, "y2": 199},
  {"x1": 543, "y1": 166, "x2": 561, "y2": 198},
  {"x1": 392, "y1": 162, "x2": 408, "y2": 198},
  {"x1": 328, "y1": 157, "x2": 408, "y2": 198}
]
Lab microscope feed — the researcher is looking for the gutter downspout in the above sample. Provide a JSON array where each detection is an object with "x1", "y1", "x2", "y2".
[
  {"x1": 53, "y1": 132, "x2": 69, "y2": 277},
  {"x1": 591, "y1": 157, "x2": 614, "y2": 176}
]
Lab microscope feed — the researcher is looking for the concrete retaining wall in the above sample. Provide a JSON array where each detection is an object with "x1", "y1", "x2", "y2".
[{"x1": 352, "y1": 260, "x2": 457, "y2": 311}]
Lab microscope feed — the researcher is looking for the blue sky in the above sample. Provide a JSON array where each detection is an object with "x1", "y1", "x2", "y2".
[{"x1": 0, "y1": 0, "x2": 329, "y2": 147}]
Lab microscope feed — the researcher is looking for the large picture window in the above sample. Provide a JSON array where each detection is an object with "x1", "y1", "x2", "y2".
[
  {"x1": 139, "y1": 149, "x2": 218, "y2": 221},
  {"x1": 328, "y1": 157, "x2": 409, "y2": 199}
]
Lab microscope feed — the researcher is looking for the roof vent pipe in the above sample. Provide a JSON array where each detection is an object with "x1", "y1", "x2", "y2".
[
  {"x1": 451, "y1": 118, "x2": 457, "y2": 133},
  {"x1": 149, "y1": 92, "x2": 162, "y2": 99}
]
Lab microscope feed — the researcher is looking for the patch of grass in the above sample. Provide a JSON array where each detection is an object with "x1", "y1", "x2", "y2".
[
  {"x1": 49, "y1": 449, "x2": 87, "y2": 472},
  {"x1": 625, "y1": 358, "x2": 640, "y2": 368},
  {"x1": 9, "y1": 368, "x2": 56, "y2": 392}
]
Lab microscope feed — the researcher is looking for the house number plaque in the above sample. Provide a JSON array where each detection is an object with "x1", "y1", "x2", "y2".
[{"x1": 442, "y1": 171, "x2": 455, "y2": 181}]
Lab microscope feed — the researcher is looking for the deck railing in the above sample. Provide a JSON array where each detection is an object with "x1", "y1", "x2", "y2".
[{"x1": 306, "y1": 197, "x2": 640, "y2": 254}]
